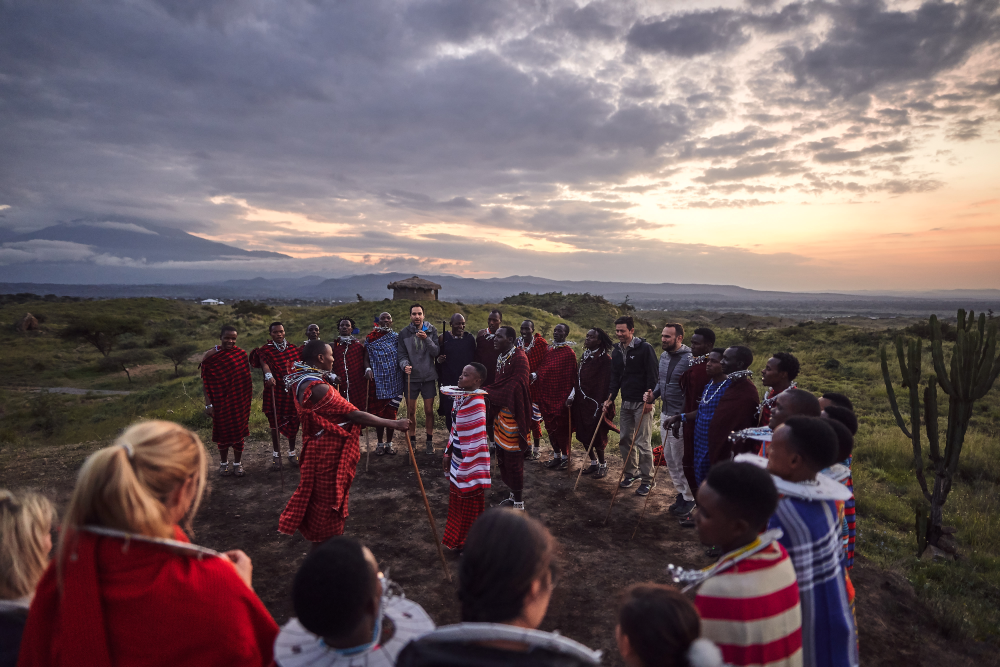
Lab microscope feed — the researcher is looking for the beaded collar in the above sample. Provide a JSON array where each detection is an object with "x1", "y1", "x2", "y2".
[
  {"x1": 757, "y1": 381, "x2": 797, "y2": 418},
  {"x1": 495, "y1": 346, "x2": 516, "y2": 372}
]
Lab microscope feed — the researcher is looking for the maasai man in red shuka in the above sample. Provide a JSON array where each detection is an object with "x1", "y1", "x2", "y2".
[
  {"x1": 484, "y1": 325, "x2": 532, "y2": 511},
  {"x1": 280, "y1": 341, "x2": 409, "y2": 545},
  {"x1": 199, "y1": 325, "x2": 253, "y2": 477},
  {"x1": 519, "y1": 319, "x2": 548, "y2": 461},
  {"x1": 332, "y1": 317, "x2": 371, "y2": 406},
  {"x1": 440, "y1": 363, "x2": 491, "y2": 550},
  {"x1": 678, "y1": 327, "x2": 715, "y2": 523},
  {"x1": 535, "y1": 323, "x2": 577, "y2": 471},
  {"x1": 250, "y1": 321, "x2": 301, "y2": 470},
  {"x1": 571, "y1": 327, "x2": 618, "y2": 479},
  {"x1": 365, "y1": 311, "x2": 404, "y2": 455},
  {"x1": 18, "y1": 421, "x2": 279, "y2": 667}
]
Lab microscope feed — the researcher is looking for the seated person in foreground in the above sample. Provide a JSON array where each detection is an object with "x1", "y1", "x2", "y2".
[
  {"x1": 18, "y1": 420, "x2": 279, "y2": 667},
  {"x1": 0, "y1": 490, "x2": 55, "y2": 667},
  {"x1": 275, "y1": 536, "x2": 434, "y2": 666},
  {"x1": 396, "y1": 509, "x2": 601, "y2": 667},
  {"x1": 616, "y1": 583, "x2": 722, "y2": 667},
  {"x1": 693, "y1": 462, "x2": 803, "y2": 667}
]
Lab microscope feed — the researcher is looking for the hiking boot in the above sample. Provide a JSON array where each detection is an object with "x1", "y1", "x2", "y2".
[
  {"x1": 557, "y1": 457, "x2": 569, "y2": 471},
  {"x1": 595, "y1": 463, "x2": 609, "y2": 479},
  {"x1": 636, "y1": 482, "x2": 655, "y2": 496},
  {"x1": 425, "y1": 436, "x2": 435, "y2": 455},
  {"x1": 581, "y1": 462, "x2": 600, "y2": 475},
  {"x1": 679, "y1": 511, "x2": 696, "y2": 528},
  {"x1": 671, "y1": 499, "x2": 696, "y2": 516},
  {"x1": 544, "y1": 457, "x2": 562, "y2": 469},
  {"x1": 619, "y1": 474, "x2": 640, "y2": 488}
]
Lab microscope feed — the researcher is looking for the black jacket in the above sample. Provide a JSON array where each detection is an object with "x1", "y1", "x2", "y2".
[
  {"x1": 608, "y1": 336, "x2": 659, "y2": 403},
  {"x1": 397, "y1": 639, "x2": 595, "y2": 667}
]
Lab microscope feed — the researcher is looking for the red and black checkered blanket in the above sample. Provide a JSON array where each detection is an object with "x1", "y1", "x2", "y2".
[
  {"x1": 485, "y1": 348, "x2": 532, "y2": 450},
  {"x1": 250, "y1": 341, "x2": 300, "y2": 418},
  {"x1": 200, "y1": 346, "x2": 252, "y2": 444},
  {"x1": 535, "y1": 345, "x2": 577, "y2": 421}
]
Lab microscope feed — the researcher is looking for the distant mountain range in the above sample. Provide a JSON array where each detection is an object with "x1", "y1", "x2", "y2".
[
  {"x1": 0, "y1": 221, "x2": 289, "y2": 264},
  {"x1": 2, "y1": 273, "x2": 998, "y2": 318}
]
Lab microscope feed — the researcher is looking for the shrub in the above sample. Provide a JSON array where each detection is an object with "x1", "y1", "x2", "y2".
[{"x1": 149, "y1": 330, "x2": 176, "y2": 347}]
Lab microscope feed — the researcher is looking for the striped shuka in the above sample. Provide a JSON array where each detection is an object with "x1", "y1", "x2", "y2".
[
  {"x1": 768, "y1": 496, "x2": 858, "y2": 667},
  {"x1": 442, "y1": 393, "x2": 490, "y2": 549},
  {"x1": 696, "y1": 541, "x2": 804, "y2": 667}
]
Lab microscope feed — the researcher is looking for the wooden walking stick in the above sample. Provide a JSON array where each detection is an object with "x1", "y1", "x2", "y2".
[
  {"x1": 603, "y1": 408, "x2": 649, "y2": 525},
  {"x1": 403, "y1": 431, "x2": 452, "y2": 582},
  {"x1": 365, "y1": 377, "x2": 372, "y2": 473},
  {"x1": 573, "y1": 409, "x2": 604, "y2": 492},
  {"x1": 631, "y1": 446, "x2": 664, "y2": 540},
  {"x1": 270, "y1": 387, "x2": 284, "y2": 493},
  {"x1": 406, "y1": 372, "x2": 412, "y2": 464}
]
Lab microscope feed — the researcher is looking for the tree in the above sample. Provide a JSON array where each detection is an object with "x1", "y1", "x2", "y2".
[
  {"x1": 60, "y1": 316, "x2": 145, "y2": 357},
  {"x1": 163, "y1": 343, "x2": 199, "y2": 377},
  {"x1": 97, "y1": 349, "x2": 155, "y2": 384},
  {"x1": 880, "y1": 309, "x2": 1000, "y2": 556}
]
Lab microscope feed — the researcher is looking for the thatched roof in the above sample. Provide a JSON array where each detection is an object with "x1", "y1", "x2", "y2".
[{"x1": 387, "y1": 276, "x2": 442, "y2": 290}]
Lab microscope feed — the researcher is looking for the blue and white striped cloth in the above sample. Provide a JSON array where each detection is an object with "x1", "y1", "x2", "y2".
[{"x1": 365, "y1": 331, "x2": 404, "y2": 400}]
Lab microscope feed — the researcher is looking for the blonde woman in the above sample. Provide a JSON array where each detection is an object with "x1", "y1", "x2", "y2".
[
  {"x1": 0, "y1": 490, "x2": 55, "y2": 667},
  {"x1": 18, "y1": 421, "x2": 279, "y2": 667}
]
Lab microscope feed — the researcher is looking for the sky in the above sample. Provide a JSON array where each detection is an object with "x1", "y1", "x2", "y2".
[{"x1": 1, "y1": 0, "x2": 999, "y2": 291}]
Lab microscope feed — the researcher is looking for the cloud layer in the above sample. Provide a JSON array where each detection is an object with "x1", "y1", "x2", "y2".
[{"x1": 1, "y1": 0, "x2": 998, "y2": 289}]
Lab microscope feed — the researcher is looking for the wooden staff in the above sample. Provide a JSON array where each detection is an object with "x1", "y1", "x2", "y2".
[
  {"x1": 603, "y1": 408, "x2": 649, "y2": 525},
  {"x1": 364, "y1": 377, "x2": 371, "y2": 473},
  {"x1": 406, "y1": 373, "x2": 412, "y2": 464},
  {"x1": 270, "y1": 387, "x2": 284, "y2": 493},
  {"x1": 403, "y1": 430, "x2": 452, "y2": 582},
  {"x1": 573, "y1": 409, "x2": 604, "y2": 491},
  {"x1": 631, "y1": 445, "x2": 664, "y2": 540}
]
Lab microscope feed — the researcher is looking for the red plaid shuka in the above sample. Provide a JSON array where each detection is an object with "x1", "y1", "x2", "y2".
[
  {"x1": 572, "y1": 350, "x2": 617, "y2": 455},
  {"x1": 536, "y1": 345, "x2": 577, "y2": 421},
  {"x1": 279, "y1": 380, "x2": 362, "y2": 542},
  {"x1": 442, "y1": 484, "x2": 484, "y2": 550},
  {"x1": 523, "y1": 333, "x2": 548, "y2": 398},
  {"x1": 250, "y1": 341, "x2": 301, "y2": 438},
  {"x1": 485, "y1": 348, "x2": 533, "y2": 451},
  {"x1": 200, "y1": 346, "x2": 252, "y2": 446},
  {"x1": 332, "y1": 338, "x2": 367, "y2": 405}
]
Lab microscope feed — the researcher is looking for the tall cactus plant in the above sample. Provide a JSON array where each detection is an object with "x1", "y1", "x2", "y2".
[{"x1": 880, "y1": 309, "x2": 1000, "y2": 553}]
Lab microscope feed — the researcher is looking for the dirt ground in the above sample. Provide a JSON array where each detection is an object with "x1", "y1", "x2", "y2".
[{"x1": 5, "y1": 431, "x2": 997, "y2": 666}]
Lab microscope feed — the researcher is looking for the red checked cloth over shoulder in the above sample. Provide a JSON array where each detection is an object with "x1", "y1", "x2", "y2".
[
  {"x1": 18, "y1": 526, "x2": 278, "y2": 667},
  {"x1": 535, "y1": 345, "x2": 577, "y2": 421},
  {"x1": 278, "y1": 380, "x2": 362, "y2": 542},
  {"x1": 250, "y1": 341, "x2": 301, "y2": 417},
  {"x1": 200, "y1": 346, "x2": 253, "y2": 444}
]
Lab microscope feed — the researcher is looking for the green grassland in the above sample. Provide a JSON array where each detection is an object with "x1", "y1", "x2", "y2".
[{"x1": 1, "y1": 296, "x2": 999, "y2": 641}]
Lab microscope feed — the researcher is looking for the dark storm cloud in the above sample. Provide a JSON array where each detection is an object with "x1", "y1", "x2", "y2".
[
  {"x1": 627, "y1": 9, "x2": 751, "y2": 57},
  {"x1": 785, "y1": 0, "x2": 1000, "y2": 98}
]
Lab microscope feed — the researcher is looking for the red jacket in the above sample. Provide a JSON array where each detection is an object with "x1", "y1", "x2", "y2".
[{"x1": 18, "y1": 527, "x2": 278, "y2": 667}]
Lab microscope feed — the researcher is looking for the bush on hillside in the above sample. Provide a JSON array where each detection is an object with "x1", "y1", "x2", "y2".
[{"x1": 232, "y1": 300, "x2": 274, "y2": 317}]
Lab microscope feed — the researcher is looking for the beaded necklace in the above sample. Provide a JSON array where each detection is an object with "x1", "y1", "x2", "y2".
[
  {"x1": 495, "y1": 346, "x2": 516, "y2": 373},
  {"x1": 666, "y1": 528, "x2": 784, "y2": 593},
  {"x1": 756, "y1": 381, "x2": 797, "y2": 418}
]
